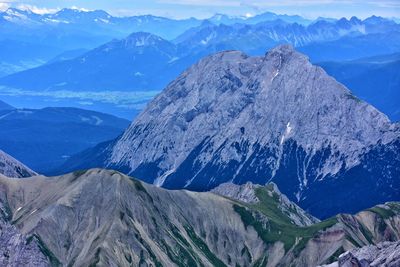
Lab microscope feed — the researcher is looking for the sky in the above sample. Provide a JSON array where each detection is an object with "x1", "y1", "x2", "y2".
[{"x1": 0, "y1": 0, "x2": 399, "y2": 19}]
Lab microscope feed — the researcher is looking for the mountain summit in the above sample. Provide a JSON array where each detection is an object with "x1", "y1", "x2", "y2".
[{"x1": 62, "y1": 45, "x2": 400, "y2": 218}]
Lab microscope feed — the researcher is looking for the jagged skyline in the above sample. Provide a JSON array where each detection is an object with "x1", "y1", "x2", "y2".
[{"x1": 0, "y1": 0, "x2": 399, "y2": 19}]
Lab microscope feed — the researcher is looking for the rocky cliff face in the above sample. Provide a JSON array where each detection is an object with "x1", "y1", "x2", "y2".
[
  {"x1": 0, "y1": 169, "x2": 399, "y2": 267},
  {"x1": 0, "y1": 150, "x2": 37, "y2": 178},
  {"x1": 320, "y1": 241, "x2": 400, "y2": 267},
  {"x1": 0, "y1": 181, "x2": 50, "y2": 266},
  {"x1": 66, "y1": 45, "x2": 399, "y2": 218}
]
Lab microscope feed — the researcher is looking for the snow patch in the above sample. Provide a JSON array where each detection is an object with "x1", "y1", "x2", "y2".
[
  {"x1": 280, "y1": 122, "x2": 293, "y2": 145},
  {"x1": 154, "y1": 168, "x2": 175, "y2": 187},
  {"x1": 91, "y1": 115, "x2": 103, "y2": 126}
]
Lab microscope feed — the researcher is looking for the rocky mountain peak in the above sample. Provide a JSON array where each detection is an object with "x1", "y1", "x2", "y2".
[
  {"x1": 125, "y1": 32, "x2": 167, "y2": 47},
  {"x1": 65, "y1": 45, "x2": 399, "y2": 217}
]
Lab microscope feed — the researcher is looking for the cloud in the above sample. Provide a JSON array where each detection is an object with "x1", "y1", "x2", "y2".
[
  {"x1": 157, "y1": 0, "x2": 400, "y2": 8},
  {"x1": 70, "y1": 5, "x2": 92, "y2": 12},
  {"x1": 0, "y1": 2, "x2": 10, "y2": 11},
  {"x1": 17, "y1": 4, "x2": 59, "y2": 14},
  {"x1": 157, "y1": 0, "x2": 241, "y2": 7}
]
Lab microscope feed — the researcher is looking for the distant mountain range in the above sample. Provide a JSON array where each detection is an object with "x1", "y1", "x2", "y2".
[
  {"x1": 0, "y1": 7, "x2": 399, "y2": 76},
  {"x1": 0, "y1": 168, "x2": 399, "y2": 266},
  {"x1": 0, "y1": 15, "x2": 399, "y2": 113},
  {"x1": 59, "y1": 45, "x2": 400, "y2": 219},
  {"x1": 0, "y1": 104, "x2": 129, "y2": 173},
  {"x1": 0, "y1": 32, "x2": 181, "y2": 91}
]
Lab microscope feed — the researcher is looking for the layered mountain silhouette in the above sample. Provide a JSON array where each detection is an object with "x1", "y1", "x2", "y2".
[
  {"x1": 1, "y1": 16, "x2": 399, "y2": 92},
  {"x1": 60, "y1": 45, "x2": 400, "y2": 218}
]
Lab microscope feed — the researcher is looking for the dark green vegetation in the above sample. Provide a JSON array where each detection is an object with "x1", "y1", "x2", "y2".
[
  {"x1": 184, "y1": 225, "x2": 227, "y2": 267},
  {"x1": 367, "y1": 206, "x2": 396, "y2": 219},
  {"x1": 233, "y1": 186, "x2": 338, "y2": 252}
]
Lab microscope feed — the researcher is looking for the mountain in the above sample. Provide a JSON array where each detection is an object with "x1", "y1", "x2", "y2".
[
  {"x1": 0, "y1": 32, "x2": 181, "y2": 91},
  {"x1": 318, "y1": 53, "x2": 400, "y2": 121},
  {"x1": 0, "y1": 169, "x2": 399, "y2": 266},
  {"x1": 0, "y1": 100, "x2": 14, "y2": 111},
  {"x1": 0, "y1": 150, "x2": 36, "y2": 178},
  {"x1": 46, "y1": 48, "x2": 89, "y2": 64},
  {"x1": 0, "y1": 39, "x2": 64, "y2": 77},
  {"x1": 175, "y1": 16, "x2": 400, "y2": 57},
  {"x1": 0, "y1": 7, "x2": 202, "y2": 77},
  {"x1": 60, "y1": 45, "x2": 400, "y2": 219},
  {"x1": 2, "y1": 16, "x2": 399, "y2": 93},
  {"x1": 0, "y1": 17, "x2": 400, "y2": 94},
  {"x1": 208, "y1": 11, "x2": 312, "y2": 26},
  {"x1": 0, "y1": 7, "x2": 201, "y2": 44},
  {"x1": 0, "y1": 107, "x2": 129, "y2": 173}
]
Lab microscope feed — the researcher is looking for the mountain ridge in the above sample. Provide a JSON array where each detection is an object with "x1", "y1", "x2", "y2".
[
  {"x1": 0, "y1": 168, "x2": 399, "y2": 266},
  {"x1": 0, "y1": 106, "x2": 129, "y2": 173}
]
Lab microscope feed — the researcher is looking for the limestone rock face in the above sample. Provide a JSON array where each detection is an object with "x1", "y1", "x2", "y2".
[
  {"x1": 73, "y1": 45, "x2": 400, "y2": 218},
  {"x1": 0, "y1": 182, "x2": 50, "y2": 267},
  {"x1": 320, "y1": 241, "x2": 400, "y2": 267},
  {"x1": 0, "y1": 150, "x2": 36, "y2": 178}
]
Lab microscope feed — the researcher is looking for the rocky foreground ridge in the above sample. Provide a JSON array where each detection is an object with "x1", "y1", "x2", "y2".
[
  {"x1": 0, "y1": 169, "x2": 399, "y2": 266},
  {"x1": 320, "y1": 241, "x2": 400, "y2": 267}
]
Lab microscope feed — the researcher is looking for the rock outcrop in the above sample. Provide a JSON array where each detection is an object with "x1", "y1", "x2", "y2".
[
  {"x1": 320, "y1": 241, "x2": 400, "y2": 267},
  {"x1": 0, "y1": 150, "x2": 36, "y2": 178}
]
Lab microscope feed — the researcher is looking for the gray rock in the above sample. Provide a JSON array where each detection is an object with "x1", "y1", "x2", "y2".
[
  {"x1": 0, "y1": 169, "x2": 399, "y2": 267},
  {"x1": 76, "y1": 44, "x2": 400, "y2": 218},
  {"x1": 0, "y1": 186, "x2": 50, "y2": 267},
  {"x1": 212, "y1": 182, "x2": 320, "y2": 226},
  {"x1": 321, "y1": 241, "x2": 400, "y2": 267},
  {"x1": 0, "y1": 150, "x2": 37, "y2": 178}
]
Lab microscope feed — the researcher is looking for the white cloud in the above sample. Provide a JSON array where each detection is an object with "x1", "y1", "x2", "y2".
[
  {"x1": 17, "y1": 4, "x2": 59, "y2": 14},
  {"x1": 70, "y1": 6, "x2": 92, "y2": 12},
  {"x1": 157, "y1": 0, "x2": 241, "y2": 7},
  {"x1": 0, "y1": 2, "x2": 10, "y2": 11}
]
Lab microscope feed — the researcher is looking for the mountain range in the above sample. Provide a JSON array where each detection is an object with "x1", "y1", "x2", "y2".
[
  {"x1": 0, "y1": 7, "x2": 321, "y2": 77},
  {"x1": 0, "y1": 32, "x2": 181, "y2": 91},
  {"x1": 0, "y1": 105, "x2": 129, "y2": 173},
  {"x1": 0, "y1": 168, "x2": 399, "y2": 266},
  {"x1": 0, "y1": 15, "x2": 398, "y2": 122},
  {"x1": 59, "y1": 45, "x2": 400, "y2": 219}
]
